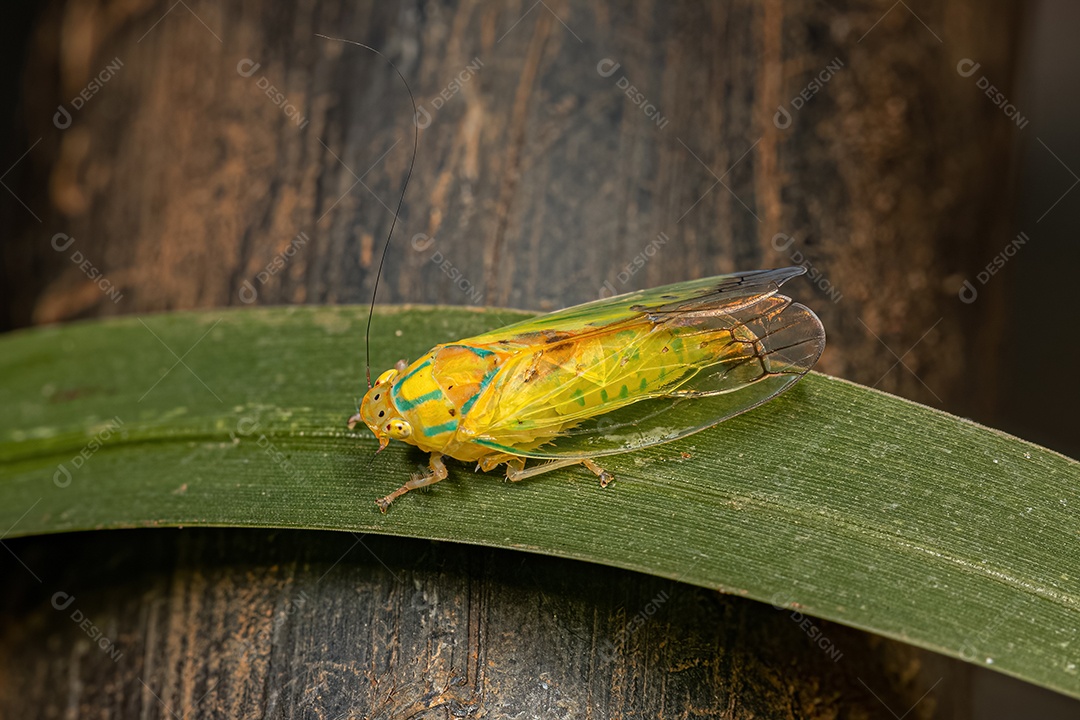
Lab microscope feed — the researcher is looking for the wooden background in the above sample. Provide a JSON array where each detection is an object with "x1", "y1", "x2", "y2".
[
  {"x1": 4, "y1": 0, "x2": 1019, "y2": 414},
  {"x1": 0, "y1": 0, "x2": 1037, "y2": 716}
]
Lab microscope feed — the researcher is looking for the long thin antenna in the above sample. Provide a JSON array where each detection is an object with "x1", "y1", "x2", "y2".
[{"x1": 315, "y1": 34, "x2": 419, "y2": 388}]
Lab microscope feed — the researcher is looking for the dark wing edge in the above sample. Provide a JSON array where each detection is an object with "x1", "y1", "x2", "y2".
[{"x1": 461, "y1": 267, "x2": 809, "y2": 345}]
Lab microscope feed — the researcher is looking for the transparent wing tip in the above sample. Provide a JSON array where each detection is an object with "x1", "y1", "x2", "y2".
[{"x1": 757, "y1": 300, "x2": 826, "y2": 376}]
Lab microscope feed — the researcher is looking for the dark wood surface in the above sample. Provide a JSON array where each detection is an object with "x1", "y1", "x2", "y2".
[
  {"x1": 5, "y1": 0, "x2": 1019, "y2": 414},
  {"x1": 0, "y1": 0, "x2": 1025, "y2": 716},
  {"x1": 0, "y1": 530, "x2": 964, "y2": 719}
]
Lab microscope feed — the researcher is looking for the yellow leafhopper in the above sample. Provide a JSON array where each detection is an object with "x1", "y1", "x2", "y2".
[
  {"x1": 351, "y1": 269, "x2": 824, "y2": 510},
  {"x1": 326, "y1": 36, "x2": 825, "y2": 511}
]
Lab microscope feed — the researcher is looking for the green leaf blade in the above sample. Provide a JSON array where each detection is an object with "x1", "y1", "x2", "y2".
[{"x1": 1, "y1": 306, "x2": 1077, "y2": 697}]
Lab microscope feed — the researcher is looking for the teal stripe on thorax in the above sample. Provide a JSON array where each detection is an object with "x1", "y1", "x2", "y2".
[
  {"x1": 460, "y1": 365, "x2": 499, "y2": 417},
  {"x1": 392, "y1": 358, "x2": 445, "y2": 412},
  {"x1": 423, "y1": 419, "x2": 459, "y2": 437},
  {"x1": 395, "y1": 388, "x2": 443, "y2": 412},
  {"x1": 447, "y1": 343, "x2": 494, "y2": 358},
  {"x1": 393, "y1": 358, "x2": 431, "y2": 392}
]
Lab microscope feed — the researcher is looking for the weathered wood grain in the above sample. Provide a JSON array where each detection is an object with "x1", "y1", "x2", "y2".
[
  {"x1": 0, "y1": 530, "x2": 965, "y2": 719},
  {"x1": 0, "y1": 0, "x2": 1023, "y2": 715},
  {"x1": 6, "y1": 0, "x2": 1019, "y2": 412}
]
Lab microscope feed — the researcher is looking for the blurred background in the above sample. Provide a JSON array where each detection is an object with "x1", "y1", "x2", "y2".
[
  {"x1": 971, "y1": 0, "x2": 1079, "y2": 713},
  {"x1": 1, "y1": 0, "x2": 1077, "y2": 716},
  {"x1": 999, "y1": 0, "x2": 1079, "y2": 461}
]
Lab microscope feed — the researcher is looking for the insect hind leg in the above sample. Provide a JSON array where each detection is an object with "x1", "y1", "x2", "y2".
[
  {"x1": 376, "y1": 452, "x2": 448, "y2": 513},
  {"x1": 581, "y1": 459, "x2": 614, "y2": 488},
  {"x1": 506, "y1": 458, "x2": 614, "y2": 488}
]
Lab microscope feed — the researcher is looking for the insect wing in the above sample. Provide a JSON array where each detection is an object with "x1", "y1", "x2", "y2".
[
  {"x1": 466, "y1": 268, "x2": 825, "y2": 458},
  {"x1": 462, "y1": 268, "x2": 803, "y2": 346}
]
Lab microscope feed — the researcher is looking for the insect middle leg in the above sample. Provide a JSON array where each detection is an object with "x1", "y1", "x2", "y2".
[
  {"x1": 505, "y1": 458, "x2": 614, "y2": 488},
  {"x1": 475, "y1": 453, "x2": 524, "y2": 474},
  {"x1": 376, "y1": 452, "x2": 448, "y2": 513}
]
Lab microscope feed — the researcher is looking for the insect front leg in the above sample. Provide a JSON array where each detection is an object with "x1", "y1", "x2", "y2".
[
  {"x1": 506, "y1": 458, "x2": 614, "y2": 488},
  {"x1": 375, "y1": 452, "x2": 449, "y2": 513}
]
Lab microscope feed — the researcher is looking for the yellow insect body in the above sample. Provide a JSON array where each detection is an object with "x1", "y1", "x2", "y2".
[{"x1": 351, "y1": 267, "x2": 825, "y2": 510}]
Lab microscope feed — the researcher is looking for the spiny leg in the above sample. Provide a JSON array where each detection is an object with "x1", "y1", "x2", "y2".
[
  {"x1": 506, "y1": 457, "x2": 614, "y2": 488},
  {"x1": 376, "y1": 452, "x2": 448, "y2": 513}
]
